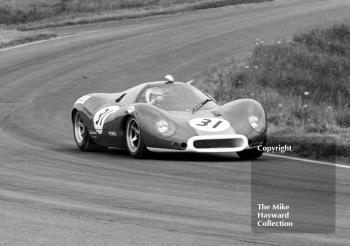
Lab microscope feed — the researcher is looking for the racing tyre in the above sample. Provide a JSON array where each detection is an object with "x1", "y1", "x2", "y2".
[
  {"x1": 237, "y1": 147, "x2": 263, "y2": 160},
  {"x1": 126, "y1": 117, "x2": 147, "y2": 158},
  {"x1": 73, "y1": 111, "x2": 103, "y2": 151}
]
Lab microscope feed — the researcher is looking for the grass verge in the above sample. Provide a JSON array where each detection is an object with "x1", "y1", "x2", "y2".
[
  {"x1": 197, "y1": 22, "x2": 350, "y2": 162},
  {"x1": 0, "y1": 0, "x2": 271, "y2": 30},
  {"x1": 267, "y1": 134, "x2": 350, "y2": 163},
  {"x1": 0, "y1": 0, "x2": 269, "y2": 52}
]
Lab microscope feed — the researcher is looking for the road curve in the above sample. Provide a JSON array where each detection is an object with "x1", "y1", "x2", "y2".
[{"x1": 1, "y1": 0, "x2": 350, "y2": 245}]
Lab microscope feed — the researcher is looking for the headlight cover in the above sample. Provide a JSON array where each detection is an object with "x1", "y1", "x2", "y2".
[
  {"x1": 248, "y1": 115, "x2": 265, "y2": 132},
  {"x1": 155, "y1": 120, "x2": 175, "y2": 137}
]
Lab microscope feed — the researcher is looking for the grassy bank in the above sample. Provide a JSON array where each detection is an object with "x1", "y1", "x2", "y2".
[
  {"x1": 0, "y1": 0, "x2": 270, "y2": 29},
  {"x1": 268, "y1": 134, "x2": 350, "y2": 163},
  {"x1": 0, "y1": 0, "x2": 270, "y2": 51},
  {"x1": 0, "y1": 32, "x2": 57, "y2": 49},
  {"x1": 198, "y1": 22, "x2": 350, "y2": 162},
  {"x1": 0, "y1": 29, "x2": 57, "y2": 49}
]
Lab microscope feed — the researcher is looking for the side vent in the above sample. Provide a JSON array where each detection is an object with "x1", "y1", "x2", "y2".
[{"x1": 115, "y1": 93, "x2": 126, "y2": 103}]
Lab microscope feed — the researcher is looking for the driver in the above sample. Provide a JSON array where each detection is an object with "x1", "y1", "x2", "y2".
[{"x1": 145, "y1": 87, "x2": 165, "y2": 105}]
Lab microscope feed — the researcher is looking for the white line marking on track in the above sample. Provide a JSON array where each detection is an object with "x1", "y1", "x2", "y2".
[
  {"x1": 0, "y1": 39, "x2": 52, "y2": 52},
  {"x1": 266, "y1": 153, "x2": 350, "y2": 169},
  {"x1": 0, "y1": 30, "x2": 102, "y2": 52}
]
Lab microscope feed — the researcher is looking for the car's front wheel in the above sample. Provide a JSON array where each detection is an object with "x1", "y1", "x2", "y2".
[
  {"x1": 125, "y1": 117, "x2": 147, "y2": 158},
  {"x1": 73, "y1": 111, "x2": 103, "y2": 151},
  {"x1": 237, "y1": 147, "x2": 263, "y2": 160}
]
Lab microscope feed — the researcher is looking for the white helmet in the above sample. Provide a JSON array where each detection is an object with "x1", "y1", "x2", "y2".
[{"x1": 145, "y1": 87, "x2": 164, "y2": 104}]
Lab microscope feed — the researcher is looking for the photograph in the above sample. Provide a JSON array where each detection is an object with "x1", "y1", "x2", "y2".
[{"x1": 0, "y1": 0, "x2": 349, "y2": 245}]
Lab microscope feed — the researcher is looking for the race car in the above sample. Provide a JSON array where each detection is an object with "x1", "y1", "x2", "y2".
[{"x1": 71, "y1": 75, "x2": 267, "y2": 159}]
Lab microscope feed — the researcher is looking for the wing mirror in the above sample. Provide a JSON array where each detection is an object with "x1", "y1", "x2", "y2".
[
  {"x1": 204, "y1": 92, "x2": 216, "y2": 102},
  {"x1": 186, "y1": 79, "x2": 195, "y2": 85}
]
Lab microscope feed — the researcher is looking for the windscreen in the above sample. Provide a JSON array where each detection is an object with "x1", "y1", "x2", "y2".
[{"x1": 137, "y1": 83, "x2": 216, "y2": 111}]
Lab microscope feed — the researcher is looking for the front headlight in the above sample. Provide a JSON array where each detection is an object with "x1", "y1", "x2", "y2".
[
  {"x1": 155, "y1": 120, "x2": 175, "y2": 137},
  {"x1": 248, "y1": 115, "x2": 264, "y2": 132}
]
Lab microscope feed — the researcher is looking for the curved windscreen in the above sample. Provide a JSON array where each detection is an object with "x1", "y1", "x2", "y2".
[{"x1": 137, "y1": 83, "x2": 216, "y2": 111}]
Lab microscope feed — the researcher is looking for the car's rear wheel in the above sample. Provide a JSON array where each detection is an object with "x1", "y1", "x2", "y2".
[
  {"x1": 73, "y1": 111, "x2": 103, "y2": 151},
  {"x1": 126, "y1": 117, "x2": 147, "y2": 158}
]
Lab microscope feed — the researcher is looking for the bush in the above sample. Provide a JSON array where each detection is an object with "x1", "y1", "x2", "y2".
[
  {"x1": 199, "y1": 23, "x2": 350, "y2": 130},
  {"x1": 0, "y1": 3, "x2": 59, "y2": 24},
  {"x1": 0, "y1": 0, "x2": 271, "y2": 25}
]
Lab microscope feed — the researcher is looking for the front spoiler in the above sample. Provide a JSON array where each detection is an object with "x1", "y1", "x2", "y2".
[{"x1": 147, "y1": 134, "x2": 248, "y2": 153}]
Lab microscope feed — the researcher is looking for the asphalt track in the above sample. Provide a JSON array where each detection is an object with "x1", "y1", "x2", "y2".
[{"x1": 1, "y1": 0, "x2": 350, "y2": 245}]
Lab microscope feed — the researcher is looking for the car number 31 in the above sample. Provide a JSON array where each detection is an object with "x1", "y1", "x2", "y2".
[{"x1": 189, "y1": 118, "x2": 230, "y2": 132}]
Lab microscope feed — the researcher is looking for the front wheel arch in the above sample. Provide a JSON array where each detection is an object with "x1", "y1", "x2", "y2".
[{"x1": 72, "y1": 108, "x2": 78, "y2": 123}]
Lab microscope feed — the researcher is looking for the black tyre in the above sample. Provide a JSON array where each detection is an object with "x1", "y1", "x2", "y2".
[
  {"x1": 125, "y1": 117, "x2": 148, "y2": 158},
  {"x1": 73, "y1": 112, "x2": 103, "y2": 151},
  {"x1": 237, "y1": 147, "x2": 264, "y2": 160}
]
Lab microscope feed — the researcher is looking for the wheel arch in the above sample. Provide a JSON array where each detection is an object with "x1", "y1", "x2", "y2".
[
  {"x1": 221, "y1": 99, "x2": 267, "y2": 139},
  {"x1": 71, "y1": 108, "x2": 78, "y2": 123},
  {"x1": 122, "y1": 114, "x2": 133, "y2": 132}
]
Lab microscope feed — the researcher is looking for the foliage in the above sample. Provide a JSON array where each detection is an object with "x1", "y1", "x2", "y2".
[
  {"x1": 0, "y1": 0, "x2": 269, "y2": 25},
  {"x1": 200, "y1": 23, "x2": 350, "y2": 132}
]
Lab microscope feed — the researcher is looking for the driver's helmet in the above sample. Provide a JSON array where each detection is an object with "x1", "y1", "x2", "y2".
[{"x1": 145, "y1": 87, "x2": 164, "y2": 104}]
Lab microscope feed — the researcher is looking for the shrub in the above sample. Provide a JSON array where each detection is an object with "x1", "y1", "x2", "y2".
[
  {"x1": 0, "y1": 0, "x2": 271, "y2": 25},
  {"x1": 199, "y1": 22, "x2": 350, "y2": 131}
]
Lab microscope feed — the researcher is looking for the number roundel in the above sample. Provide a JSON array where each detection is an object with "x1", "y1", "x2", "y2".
[
  {"x1": 189, "y1": 118, "x2": 230, "y2": 132},
  {"x1": 93, "y1": 106, "x2": 120, "y2": 134}
]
